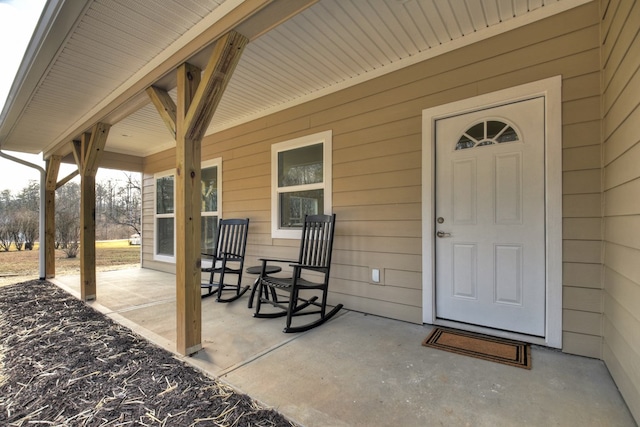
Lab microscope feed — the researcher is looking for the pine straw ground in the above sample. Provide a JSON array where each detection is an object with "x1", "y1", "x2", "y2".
[{"x1": 0, "y1": 280, "x2": 296, "y2": 427}]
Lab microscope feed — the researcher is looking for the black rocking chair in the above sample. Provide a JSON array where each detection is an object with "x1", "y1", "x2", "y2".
[
  {"x1": 201, "y1": 218, "x2": 250, "y2": 302},
  {"x1": 254, "y1": 214, "x2": 343, "y2": 332}
]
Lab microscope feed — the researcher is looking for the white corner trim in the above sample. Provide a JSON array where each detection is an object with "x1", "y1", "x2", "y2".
[{"x1": 421, "y1": 75, "x2": 563, "y2": 349}]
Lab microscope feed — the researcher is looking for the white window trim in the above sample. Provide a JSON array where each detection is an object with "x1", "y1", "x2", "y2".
[
  {"x1": 201, "y1": 157, "x2": 222, "y2": 222},
  {"x1": 153, "y1": 169, "x2": 176, "y2": 263},
  {"x1": 271, "y1": 130, "x2": 332, "y2": 239},
  {"x1": 153, "y1": 158, "x2": 222, "y2": 263}
]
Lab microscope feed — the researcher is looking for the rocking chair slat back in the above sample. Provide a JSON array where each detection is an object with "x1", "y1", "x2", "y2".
[
  {"x1": 298, "y1": 214, "x2": 335, "y2": 269},
  {"x1": 201, "y1": 218, "x2": 250, "y2": 302},
  {"x1": 216, "y1": 219, "x2": 249, "y2": 258}
]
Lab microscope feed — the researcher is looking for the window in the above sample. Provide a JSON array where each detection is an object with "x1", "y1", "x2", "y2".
[
  {"x1": 154, "y1": 171, "x2": 175, "y2": 262},
  {"x1": 153, "y1": 158, "x2": 222, "y2": 262},
  {"x1": 272, "y1": 130, "x2": 332, "y2": 238},
  {"x1": 455, "y1": 120, "x2": 520, "y2": 150}
]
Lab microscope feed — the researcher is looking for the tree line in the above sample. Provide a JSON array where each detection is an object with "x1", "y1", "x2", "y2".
[{"x1": 0, "y1": 173, "x2": 141, "y2": 257}]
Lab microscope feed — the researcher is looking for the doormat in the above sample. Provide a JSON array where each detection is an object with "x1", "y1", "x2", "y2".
[{"x1": 422, "y1": 328, "x2": 531, "y2": 369}]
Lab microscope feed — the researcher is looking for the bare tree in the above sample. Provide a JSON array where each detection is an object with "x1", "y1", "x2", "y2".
[
  {"x1": 0, "y1": 217, "x2": 12, "y2": 251},
  {"x1": 56, "y1": 182, "x2": 81, "y2": 258},
  {"x1": 8, "y1": 213, "x2": 25, "y2": 251},
  {"x1": 98, "y1": 172, "x2": 142, "y2": 236},
  {"x1": 21, "y1": 210, "x2": 39, "y2": 250},
  {"x1": 0, "y1": 171, "x2": 141, "y2": 255},
  {"x1": 0, "y1": 191, "x2": 13, "y2": 251}
]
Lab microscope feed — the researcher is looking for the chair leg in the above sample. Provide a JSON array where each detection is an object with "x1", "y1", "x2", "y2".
[
  {"x1": 201, "y1": 268, "x2": 216, "y2": 298},
  {"x1": 216, "y1": 269, "x2": 226, "y2": 301},
  {"x1": 216, "y1": 272, "x2": 250, "y2": 303},
  {"x1": 247, "y1": 277, "x2": 260, "y2": 308}
]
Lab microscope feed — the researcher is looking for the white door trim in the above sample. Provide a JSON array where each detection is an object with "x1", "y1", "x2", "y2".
[{"x1": 421, "y1": 76, "x2": 563, "y2": 349}]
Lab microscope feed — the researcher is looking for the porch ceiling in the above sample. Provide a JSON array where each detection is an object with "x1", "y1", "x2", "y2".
[{"x1": 0, "y1": 0, "x2": 588, "y2": 160}]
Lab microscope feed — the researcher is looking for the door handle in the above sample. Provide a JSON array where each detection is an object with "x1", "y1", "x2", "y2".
[{"x1": 436, "y1": 231, "x2": 452, "y2": 238}]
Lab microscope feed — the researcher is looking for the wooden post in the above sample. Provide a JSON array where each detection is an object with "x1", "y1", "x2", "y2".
[
  {"x1": 80, "y1": 172, "x2": 97, "y2": 299},
  {"x1": 73, "y1": 123, "x2": 110, "y2": 300},
  {"x1": 44, "y1": 156, "x2": 61, "y2": 278},
  {"x1": 147, "y1": 31, "x2": 247, "y2": 356},
  {"x1": 175, "y1": 62, "x2": 203, "y2": 356}
]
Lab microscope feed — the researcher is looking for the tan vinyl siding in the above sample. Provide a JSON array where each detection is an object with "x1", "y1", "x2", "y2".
[
  {"x1": 141, "y1": 3, "x2": 604, "y2": 349},
  {"x1": 601, "y1": 0, "x2": 640, "y2": 422}
]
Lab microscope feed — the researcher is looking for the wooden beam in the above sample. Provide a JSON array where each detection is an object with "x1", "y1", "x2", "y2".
[
  {"x1": 184, "y1": 31, "x2": 248, "y2": 141},
  {"x1": 44, "y1": 156, "x2": 61, "y2": 279},
  {"x1": 146, "y1": 86, "x2": 177, "y2": 138}
]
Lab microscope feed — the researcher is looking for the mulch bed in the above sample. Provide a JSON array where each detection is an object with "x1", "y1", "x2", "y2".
[{"x1": 0, "y1": 280, "x2": 296, "y2": 426}]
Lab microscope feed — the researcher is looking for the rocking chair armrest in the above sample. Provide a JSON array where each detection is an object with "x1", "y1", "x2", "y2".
[
  {"x1": 289, "y1": 263, "x2": 329, "y2": 273},
  {"x1": 258, "y1": 257, "x2": 297, "y2": 265}
]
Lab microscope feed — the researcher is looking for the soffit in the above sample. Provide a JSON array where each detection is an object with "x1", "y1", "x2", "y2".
[{"x1": 0, "y1": 0, "x2": 589, "y2": 158}]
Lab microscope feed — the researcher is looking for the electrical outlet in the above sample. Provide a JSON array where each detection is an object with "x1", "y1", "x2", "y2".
[{"x1": 372, "y1": 268, "x2": 380, "y2": 283}]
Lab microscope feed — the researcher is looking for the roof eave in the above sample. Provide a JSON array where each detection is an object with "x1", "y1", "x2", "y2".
[{"x1": 0, "y1": 0, "x2": 88, "y2": 155}]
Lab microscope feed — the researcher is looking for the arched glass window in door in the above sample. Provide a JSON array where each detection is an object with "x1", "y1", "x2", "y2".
[{"x1": 455, "y1": 120, "x2": 519, "y2": 150}]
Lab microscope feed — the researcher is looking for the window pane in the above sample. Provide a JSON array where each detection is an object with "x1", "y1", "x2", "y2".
[
  {"x1": 156, "y1": 217, "x2": 174, "y2": 256},
  {"x1": 487, "y1": 121, "x2": 507, "y2": 139},
  {"x1": 278, "y1": 143, "x2": 323, "y2": 187},
  {"x1": 455, "y1": 134, "x2": 475, "y2": 150},
  {"x1": 279, "y1": 190, "x2": 323, "y2": 228},
  {"x1": 201, "y1": 166, "x2": 218, "y2": 212},
  {"x1": 467, "y1": 122, "x2": 484, "y2": 140},
  {"x1": 497, "y1": 126, "x2": 519, "y2": 143},
  {"x1": 156, "y1": 176, "x2": 174, "y2": 214},
  {"x1": 201, "y1": 215, "x2": 218, "y2": 253}
]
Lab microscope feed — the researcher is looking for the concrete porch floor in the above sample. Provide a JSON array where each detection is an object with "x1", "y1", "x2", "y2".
[{"x1": 51, "y1": 268, "x2": 636, "y2": 427}]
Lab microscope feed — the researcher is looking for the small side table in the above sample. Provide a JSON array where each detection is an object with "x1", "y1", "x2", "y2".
[{"x1": 246, "y1": 265, "x2": 282, "y2": 308}]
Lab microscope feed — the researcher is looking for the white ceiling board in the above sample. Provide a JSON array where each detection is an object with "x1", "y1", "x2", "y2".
[{"x1": 0, "y1": 0, "x2": 590, "y2": 158}]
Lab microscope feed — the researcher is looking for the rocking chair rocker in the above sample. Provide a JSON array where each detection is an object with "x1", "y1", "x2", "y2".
[
  {"x1": 201, "y1": 218, "x2": 250, "y2": 302},
  {"x1": 254, "y1": 214, "x2": 343, "y2": 332}
]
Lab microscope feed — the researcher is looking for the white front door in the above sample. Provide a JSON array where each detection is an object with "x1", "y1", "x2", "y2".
[{"x1": 435, "y1": 97, "x2": 545, "y2": 336}]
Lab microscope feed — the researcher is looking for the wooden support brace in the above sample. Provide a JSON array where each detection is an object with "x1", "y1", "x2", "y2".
[
  {"x1": 84, "y1": 122, "x2": 110, "y2": 176},
  {"x1": 184, "y1": 30, "x2": 248, "y2": 141},
  {"x1": 56, "y1": 170, "x2": 79, "y2": 189},
  {"x1": 146, "y1": 86, "x2": 177, "y2": 138}
]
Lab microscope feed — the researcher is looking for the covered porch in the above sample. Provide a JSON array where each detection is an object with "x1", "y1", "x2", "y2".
[{"x1": 51, "y1": 268, "x2": 634, "y2": 426}]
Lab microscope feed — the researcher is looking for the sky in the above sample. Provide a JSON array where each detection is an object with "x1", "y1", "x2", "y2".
[
  {"x1": 0, "y1": 0, "x2": 129, "y2": 194},
  {"x1": 0, "y1": 0, "x2": 47, "y2": 193}
]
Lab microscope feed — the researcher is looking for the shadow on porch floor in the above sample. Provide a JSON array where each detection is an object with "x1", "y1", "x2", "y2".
[{"x1": 52, "y1": 268, "x2": 635, "y2": 427}]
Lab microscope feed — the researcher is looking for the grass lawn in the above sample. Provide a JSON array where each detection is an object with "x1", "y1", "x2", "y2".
[{"x1": 0, "y1": 240, "x2": 140, "y2": 286}]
